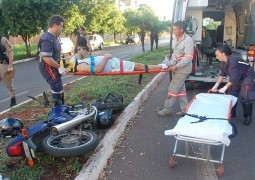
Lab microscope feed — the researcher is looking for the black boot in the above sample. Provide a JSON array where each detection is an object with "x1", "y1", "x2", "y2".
[
  {"x1": 10, "y1": 97, "x2": 17, "y2": 107},
  {"x1": 61, "y1": 93, "x2": 65, "y2": 105},
  {"x1": 52, "y1": 93, "x2": 64, "y2": 107},
  {"x1": 231, "y1": 103, "x2": 237, "y2": 118},
  {"x1": 242, "y1": 103, "x2": 253, "y2": 125}
]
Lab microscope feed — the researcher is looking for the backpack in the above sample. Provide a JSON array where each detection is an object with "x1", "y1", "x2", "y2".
[{"x1": 0, "y1": 36, "x2": 9, "y2": 61}]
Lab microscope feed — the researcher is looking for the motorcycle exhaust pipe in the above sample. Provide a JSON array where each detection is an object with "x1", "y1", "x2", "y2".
[{"x1": 50, "y1": 106, "x2": 96, "y2": 136}]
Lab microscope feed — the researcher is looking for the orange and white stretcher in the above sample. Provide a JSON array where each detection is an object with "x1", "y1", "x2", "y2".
[{"x1": 164, "y1": 93, "x2": 237, "y2": 177}]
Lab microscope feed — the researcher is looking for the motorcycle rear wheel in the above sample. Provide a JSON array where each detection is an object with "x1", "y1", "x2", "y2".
[{"x1": 42, "y1": 130, "x2": 99, "y2": 157}]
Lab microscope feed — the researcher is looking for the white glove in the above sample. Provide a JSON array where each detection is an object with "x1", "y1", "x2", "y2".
[
  {"x1": 58, "y1": 66, "x2": 68, "y2": 75},
  {"x1": 211, "y1": 83, "x2": 220, "y2": 91},
  {"x1": 160, "y1": 63, "x2": 169, "y2": 70},
  {"x1": 219, "y1": 86, "x2": 228, "y2": 93},
  {"x1": 162, "y1": 58, "x2": 170, "y2": 64}
]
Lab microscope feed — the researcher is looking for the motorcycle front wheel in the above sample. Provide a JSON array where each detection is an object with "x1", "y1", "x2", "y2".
[{"x1": 42, "y1": 130, "x2": 99, "y2": 157}]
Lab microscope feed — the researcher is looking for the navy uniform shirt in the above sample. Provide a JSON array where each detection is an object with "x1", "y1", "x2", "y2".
[
  {"x1": 39, "y1": 32, "x2": 61, "y2": 80},
  {"x1": 219, "y1": 55, "x2": 254, "y2": 85}
]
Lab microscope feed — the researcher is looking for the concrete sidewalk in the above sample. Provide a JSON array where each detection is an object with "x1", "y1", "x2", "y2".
[{"x1": 96, "y1": 76, "x2": 255, "y2": 180}]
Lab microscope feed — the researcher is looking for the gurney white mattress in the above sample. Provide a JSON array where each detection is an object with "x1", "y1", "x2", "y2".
[{"x1": 164, "y1": 93, "x2": 237, "y2": 146}]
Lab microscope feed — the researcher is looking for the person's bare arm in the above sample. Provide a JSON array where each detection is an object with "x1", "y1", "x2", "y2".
[
  {"x1": 223, "y1": 81, "x2": 232, "y2": 89},
  {"x1": 87, "y1": 37, "x2": 92, "y2": 55},
  {"x1": 7, "y1": 50, "x2": 14, "y2": 70},
  {"x1": 216, "y1": 75, "x2": 224, "y2": 85},
  {"x1": 94, "y1": 53, "x2": 112, "y2": 72}
]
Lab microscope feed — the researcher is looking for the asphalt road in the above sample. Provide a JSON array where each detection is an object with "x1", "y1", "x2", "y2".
[
  {"x1": 0, "y1": 38, "x2": 170, "y2": 112},
  {"x1": 103, "y1": 78, "x2": 255, "y2": 180}
]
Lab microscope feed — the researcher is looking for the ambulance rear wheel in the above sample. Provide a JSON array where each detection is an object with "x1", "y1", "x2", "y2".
[{"x1": 169, "y1": 156, "x2": 175, "y2": 168}]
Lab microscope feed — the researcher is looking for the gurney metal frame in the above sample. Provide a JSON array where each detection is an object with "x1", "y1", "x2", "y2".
[
  {"x1": 169, "y1": 134, "x2": 225, "y2": 177},
  {"x1": 166, "y1": 92, "x2": 237, "y2": 177}
]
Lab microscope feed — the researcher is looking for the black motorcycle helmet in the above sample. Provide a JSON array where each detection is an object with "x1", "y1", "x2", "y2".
[
  {"x1": 0, "y1": 117, "x2": 23, "y2": 137},
  {"x1": 96, "y1": 109, "x2": 113, "y2": 129}
]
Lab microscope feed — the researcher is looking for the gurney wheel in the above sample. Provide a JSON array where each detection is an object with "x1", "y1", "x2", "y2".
[
  {"x1": 169, "y1": 156, "x2": 175, "y2": 168},
  {"x1": 217, "y1": 164, "x2": 224, "y2": 177}
]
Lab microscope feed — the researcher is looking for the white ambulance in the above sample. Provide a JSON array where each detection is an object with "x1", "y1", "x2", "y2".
[{"x1": 172, "y1": 0, "x2": 255, "y2": 83}]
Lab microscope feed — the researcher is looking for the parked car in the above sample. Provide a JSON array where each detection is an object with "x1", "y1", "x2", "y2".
[
  {"x1": 126, "y1": 35, "x2": 140, "y2": 44},
  {"x1": 88, "y1": 34, "x2": 104, "y2": 51},
  {"x1": 60, "y1": 37, "x2": 74, "y2": 55}
]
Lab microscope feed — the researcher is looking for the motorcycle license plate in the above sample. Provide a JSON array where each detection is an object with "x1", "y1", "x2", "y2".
[{"x1": 22, "y1": 141, "x2": 36, "y2": 160}]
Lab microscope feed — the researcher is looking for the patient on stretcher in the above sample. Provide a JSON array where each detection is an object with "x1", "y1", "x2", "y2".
[{"x1": 69, "y1": 53, "x2": 169, "y2": 73}]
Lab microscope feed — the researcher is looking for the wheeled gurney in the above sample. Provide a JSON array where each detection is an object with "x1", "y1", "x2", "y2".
[{"x1": 164, "y1": 93, "x2": 237, "y2": 177}]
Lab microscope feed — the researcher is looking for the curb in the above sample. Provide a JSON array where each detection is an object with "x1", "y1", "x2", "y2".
[
  {"x1": 13, "y1": 57, "x2": 36, "y2": 64},
  {"x1": 0, "y1": 98, "x2": 34, "y2": 115},
  {"x1": 75, "y1": 72, "x2": 167, "y2": 180}
]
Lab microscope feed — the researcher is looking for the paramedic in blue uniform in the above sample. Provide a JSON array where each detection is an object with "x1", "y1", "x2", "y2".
[
  {"x1": 38, "y1": 15, "x2": 67, "y2": 106},
  {"x1": 211, "y1": 45, "x2": 255, "y2": 125}
]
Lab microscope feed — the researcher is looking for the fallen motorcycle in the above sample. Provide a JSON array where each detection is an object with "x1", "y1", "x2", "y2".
[{"x1": 1, "y1": 91, "x2": 99, "y2": 167}]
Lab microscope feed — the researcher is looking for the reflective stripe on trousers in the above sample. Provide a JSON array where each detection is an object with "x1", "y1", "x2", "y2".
[{"x1": 164, "y1": 72, "x2": 189, "y2": 111}]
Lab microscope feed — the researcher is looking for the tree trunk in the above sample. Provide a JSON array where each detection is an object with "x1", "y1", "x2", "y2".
[
  {"x1": 21, "y1": 34, "x2": 32, "y2": 57},
  {"x1": 113, "y1": 32, "x2": 117, "y2": 43},
  {"x1": 140, "y1": 29, "x2": 145, "y2": 52},
  {"x1": 150, "y1": 31, "x2": 154, "y2": 51}
]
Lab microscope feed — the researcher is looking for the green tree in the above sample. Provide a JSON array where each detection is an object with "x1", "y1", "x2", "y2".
[
  {"x1": 123, "y1": 5, "x2": 170, "y2": 50},
  {"x1": 81, "y1": 0, "x2": 116, "y2": 35},
  {"x1": 0, "y1": 0, "x2": 85, "y2": 56},
  {"x1": 42, "y1": 0, "x2": 85, "y2": 36},
  {"x1": 0, "y1": 8, "x2": 9, "y2": 37},
  {"x1": 62, "y1": 4, "x2": 85, "y2": 37},
  {"x1": 150, "y1": 20, "x2": 171, "y2": 51},
  {"x1": 105, "y1": 8, "x2": 125, "y2": 42},
  {"x1": 1, "y1": 0, "x2": 45, "y2": 56},
  {"x1": 123, "y1": 9, "x2": 140, "y2": 36},
  {"x1": 137, "y1": 4, "x2": 159, "y2": 52},
  {"x1": 1, "y1": 1, "x2": 48, "y2": 56}
]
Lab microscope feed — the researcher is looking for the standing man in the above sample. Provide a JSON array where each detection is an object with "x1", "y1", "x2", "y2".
[
  {"x1": 0, "y1": 35, "x2": 16, "y2": 107},
  {"x1": 75, "y1": 26, "x2": 92, "y2": 60},
  {"x1": 158, "y1": 21, "x2": 194, "y2": 116},
  {"x1": 154, "y1": 32, "x2": 159, "y2": 50},
  {"x1": 38, "y1": 15, "x2": 67, "y2": 106}
]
